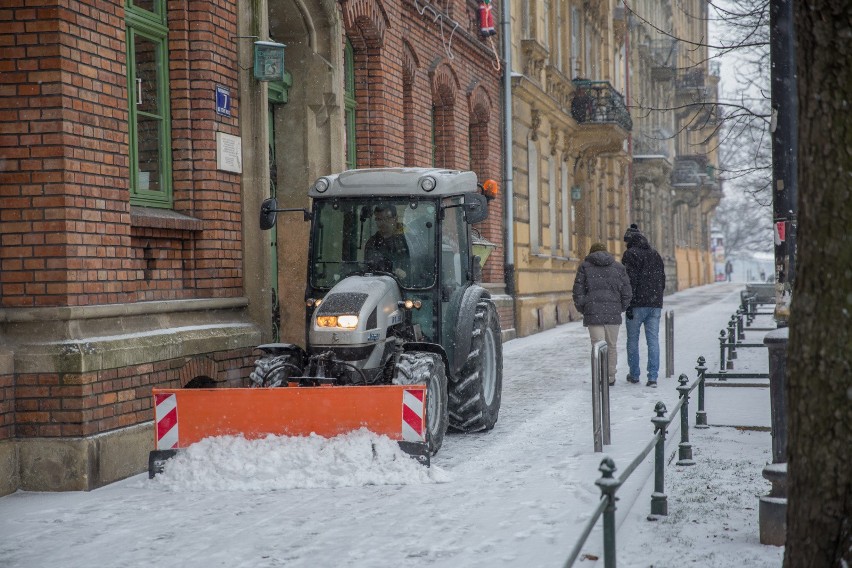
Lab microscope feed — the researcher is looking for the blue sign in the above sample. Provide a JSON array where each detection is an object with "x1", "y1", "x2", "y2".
[{"x1": 216, "y1": 85, "x2": 231, "y2": 117}]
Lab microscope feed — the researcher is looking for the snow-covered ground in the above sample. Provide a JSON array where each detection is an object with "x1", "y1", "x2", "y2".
[{"x1": 0, "y1": 283, "x2": 784, "y2": 568}]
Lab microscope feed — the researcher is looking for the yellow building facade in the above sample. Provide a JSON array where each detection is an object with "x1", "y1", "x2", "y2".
[
  {"x1": 628, "y1": 0, "x2": 722, "y2": 292},
  {"x1": 508, "y1": 0, "x2": 632, "y2": 337}
]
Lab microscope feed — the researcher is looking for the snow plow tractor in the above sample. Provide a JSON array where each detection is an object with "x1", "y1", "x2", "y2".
[{"x1": 148, "y1": 168, "x2": 503, "y2": 476}]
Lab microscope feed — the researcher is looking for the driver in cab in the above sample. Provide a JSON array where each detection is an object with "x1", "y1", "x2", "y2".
[{"x1": 364, "y1": 204, "x2": 410, "y2": 280}]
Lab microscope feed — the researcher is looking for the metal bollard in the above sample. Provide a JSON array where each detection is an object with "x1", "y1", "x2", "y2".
[
  {"x1": 719, "y1": 330, "x2": 730, "y2": 373},
  {"x1": 648, "y1": 401, "x2": 668, "y2": 519},
  {"x1": 694, "y1": 356, "x2": 708, "y2": 428},
  {"x1": 664, "y1": 310, "x2": 674, "y2": 379},
  {"x1": 727, "y1": 316, "x2": 738, "y2": 361},
  {"x1": 591, "y1": 341, "x2": 611, "y2": 452},
  {"x1": 736, "y1": 308, "x2": 745, "y2": 341},
  {"x1": 676, "y1": 374, "x2": 694, "y2": 465},
  {"x1": 595, "y1": 457, "x2": 621, "y2": 568}
]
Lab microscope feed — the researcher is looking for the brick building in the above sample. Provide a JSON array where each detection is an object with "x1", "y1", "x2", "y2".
[{"x1": 0, "y1": 0, "x2": 507, "y2": 494}]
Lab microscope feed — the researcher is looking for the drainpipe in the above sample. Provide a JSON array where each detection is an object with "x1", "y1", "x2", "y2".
[
  {"x1": 625, "y1": 11, "x2": 633, "y2": 224},
  {"x1": 501, "y1": 0, "x2": 515, "y2": 297}
]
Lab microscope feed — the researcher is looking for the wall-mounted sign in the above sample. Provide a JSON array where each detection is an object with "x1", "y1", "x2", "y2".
[
  {"x1": 216, "y1": 132, "x2": 242, "y2": 173},
  {"x1": 571, "y1": 186, "x2": 583, "y2": 201},
  {"x1": 254, "y1": 41, "x2": 286, "y2": 82},
  {"x1": 216, "y1": 85, "x2": 231, "y2": 117}
]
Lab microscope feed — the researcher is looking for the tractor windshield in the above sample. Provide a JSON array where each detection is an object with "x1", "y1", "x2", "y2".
[{"x1": 310, "y1": 198, "x2": 438, "y2": 290}]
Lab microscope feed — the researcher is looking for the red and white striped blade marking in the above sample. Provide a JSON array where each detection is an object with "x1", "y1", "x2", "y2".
[
  {"x1": 155, "y1": 393, "x2": 179, "y2": 449},
  {"x1": 401, "y1": 388, "x2": 425, "y2": 442}
]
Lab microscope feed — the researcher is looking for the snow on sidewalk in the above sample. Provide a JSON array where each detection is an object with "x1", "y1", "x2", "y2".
[{"x1": 0, "y1": 283, "x2": 786, "y2": 568}]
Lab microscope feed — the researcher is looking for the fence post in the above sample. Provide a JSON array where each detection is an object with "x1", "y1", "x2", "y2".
[
  {"x1": 736, "y1": 308, "x2": 745, "y2": 341},
  {"x1": 676, "y1": 374, "x2": 694, "y2": 466},
  {"x1": 694, "y1": 356, "x2": 709, "y2": 429},
  {"x1": 591, "y1": 341, "x2": 610, "y2": 452},
  {"x1": 727, "y1": 316, "x2": 738, "y2": 360},
  {"x1": 595, "y1": 457, "x2": 621, "y2": 568},
  {"x1": 665, "y1": 310, "x2": 674, "y2": 379},
  {"x1": 719, "y1": 330, "x2": 730, "y2": 373},
  {"x1": 648, "y1": 401, "x2": 668, "y2": 519}
]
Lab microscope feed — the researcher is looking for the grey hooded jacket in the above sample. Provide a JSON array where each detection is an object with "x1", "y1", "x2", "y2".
[{"x1": 572, "y1": 251, "x2": 633, "y2": 326}]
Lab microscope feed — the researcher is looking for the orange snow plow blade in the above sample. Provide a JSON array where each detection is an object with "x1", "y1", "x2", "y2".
[{"x1": 148, "y1": 385, "x2": 429, "y2": 477}]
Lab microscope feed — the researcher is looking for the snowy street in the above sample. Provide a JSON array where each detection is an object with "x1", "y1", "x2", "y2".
[{"x1": 0, "y1": 282, "x2": 783, "y2": 568}]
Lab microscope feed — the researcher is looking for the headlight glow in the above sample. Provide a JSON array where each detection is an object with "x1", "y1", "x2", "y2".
[
  {"x1": 336, "y1": 315, "x2": 359, "y2": 329},
  {"x1": 317, "y1": 315, "x2": 337, "y2": 327}
]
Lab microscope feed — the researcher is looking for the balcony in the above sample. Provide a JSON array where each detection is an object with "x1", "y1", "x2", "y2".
[
  {"x1": 649, "y1": 39, "x2": 678, "y2": 81},
  {"x1": 671, "y1": 155, "x2": 716, "y2": 187},
  {"x1": 571, "y1": 80, "x2": 633, "y2": 131},
  {"x1": 676, "y1": 69, "x2": 706, "y2": 92},
  {"x1": 633, "y1": 128, "x2": 674, "y2": 159}
]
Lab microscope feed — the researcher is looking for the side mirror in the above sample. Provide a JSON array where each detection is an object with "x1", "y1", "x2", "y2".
[
  {"x1": 462, "y1": 193, "x2": 488, "y2": 224},
  {"x1": 260, "y1": 197, "x2": 278, "y2": 230}
]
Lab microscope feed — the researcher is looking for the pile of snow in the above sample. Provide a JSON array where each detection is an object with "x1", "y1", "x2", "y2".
[{"x1": 149, "y1": 428, "x2": 451, "y2": 491}]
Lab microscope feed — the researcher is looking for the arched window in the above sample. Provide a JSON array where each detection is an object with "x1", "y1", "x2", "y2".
[{"x1": 344, "y1": 39, "x2": 357, "y2": 170}]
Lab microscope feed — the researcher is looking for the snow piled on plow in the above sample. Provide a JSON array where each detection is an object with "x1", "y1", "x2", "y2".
[{"x1": 150, "y1": 428, "x2": 450, "y2": 491}]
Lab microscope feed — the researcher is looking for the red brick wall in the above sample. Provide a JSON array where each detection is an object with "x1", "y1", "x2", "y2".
[
  {"x1": 0, "y1": 372, "x2": 13, "y2": 442},
  {"x1": 13, "y1": 348, "x2": 255, "y2": 439},
  {"x1": 342, "y1": 0, "x2": 505, "y2": 287},
  {"x1": 0, "y1": 0, "x2": 244, "y2": 309}
]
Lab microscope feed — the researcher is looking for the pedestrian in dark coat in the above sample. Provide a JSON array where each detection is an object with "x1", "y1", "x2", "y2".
[
  {"x1": 622, "y1": 223, "x2": 666, "y2": 387},
  {"x1": 572, "y1": 242, "x2": 633, "y2": 385}
]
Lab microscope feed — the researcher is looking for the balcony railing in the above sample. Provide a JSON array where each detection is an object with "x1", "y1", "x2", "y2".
[
  {"x1": 672, "y1": 155, "x2": 716, "y2": 186},
  {"x1": 676, "y1": 69, "x2": 706, "y2": 90},
  {"x1": 571, "y1": 80, "x2": 633, "y2": 131},
  {"x1": 633, "y1": 128, "x2": 674, "y2": 159}
]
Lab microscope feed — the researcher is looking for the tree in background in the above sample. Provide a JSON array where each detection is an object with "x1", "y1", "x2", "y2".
[{"x1": 785, "y1": 0, "x2": 852, "y2": 564}]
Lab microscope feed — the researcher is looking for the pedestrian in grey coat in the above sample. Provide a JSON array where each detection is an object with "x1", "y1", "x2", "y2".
[{"x1": 572, "y1": 242, "x2": 633, "y2": 384}]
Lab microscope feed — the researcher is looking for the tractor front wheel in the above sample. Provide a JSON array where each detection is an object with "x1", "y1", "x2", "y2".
[{"x1": 395, "y1": 352, "x2": 448, "y2": 454}]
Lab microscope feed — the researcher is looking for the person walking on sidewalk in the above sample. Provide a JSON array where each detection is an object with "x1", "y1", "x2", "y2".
[
  {"x1": 572, "y1": 242, "x2": 633, "y2": 386},
  {"x1": 622, "y1": 224, "x2": 666, "y2": 387}
]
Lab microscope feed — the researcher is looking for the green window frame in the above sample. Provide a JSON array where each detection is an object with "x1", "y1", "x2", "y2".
[
  {"x1": 344, "y1": 40, "x2": 357, "y2": 170},
  {"x1": 126, "y1": 0, "x2": 173, "y2": 208}
]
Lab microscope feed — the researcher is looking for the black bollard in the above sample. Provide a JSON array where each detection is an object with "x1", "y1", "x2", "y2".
[
  {"x1": 695, "y1": 356, "x2": 708, "y2": 428},
  {"x1": 648, "y1": 401, "x2": 668, "y2": 519},
  {"x1": 676, "y1": 374, "x2": 694, "y2": 465}
]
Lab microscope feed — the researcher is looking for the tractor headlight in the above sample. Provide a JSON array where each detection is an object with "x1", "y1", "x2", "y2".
[
  {"x1": 336, "y1": 315, "x2": 359, "y2": 329},
  {"x1": 313, "y1": 177, "x2": 330, "y2": 193},
  {"x1": 316, "y1": 315, "x2": 359, "y2": 329},
  {"x1": 398, "y1": 299, "x2": 422, "y2": 310}
]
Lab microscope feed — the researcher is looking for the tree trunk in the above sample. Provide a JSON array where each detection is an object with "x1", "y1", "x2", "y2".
[{"x1": 785, "y1": 0, "x2": 852, "y2": 565}]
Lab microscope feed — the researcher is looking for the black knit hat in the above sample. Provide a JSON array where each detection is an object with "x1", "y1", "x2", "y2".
[{"x1": 623, "y1": 223, "x2": 642, "y2": 242}]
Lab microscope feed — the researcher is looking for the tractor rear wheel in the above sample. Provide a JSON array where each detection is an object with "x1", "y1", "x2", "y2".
[
  {"x1": 448, "y1": 301, "x2": 502, "y2": 432},
  {"x1": 395, "y1": 352, "x2": 448, "y2": 454}
]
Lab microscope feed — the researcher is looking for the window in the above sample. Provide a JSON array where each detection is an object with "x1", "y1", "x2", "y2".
[
  {"x1": 549, "y1": 156, "x2": 557, "y2": 254},
  {"x1": 126, "y1": 0, "x2": 173, "y2": 208},
  {"x1": 561, "y1": 160, "x2": 571, "y2": 255},
  {"x1": 344, "y1": 40, "x2": 357, "y2": 170},
  {"x1": 571, "y1": 7, "x2": 581, "y2": 78},
  {"x1": 528, "y1": 139, "x2": 540, "y2": 253}
]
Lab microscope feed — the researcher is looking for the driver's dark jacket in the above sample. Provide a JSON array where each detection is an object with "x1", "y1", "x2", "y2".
[{"x1": 364, "y1": 226, "x2": 410, "y2": 275}]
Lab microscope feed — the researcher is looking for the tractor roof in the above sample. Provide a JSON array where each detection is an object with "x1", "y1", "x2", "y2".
[{"x1": 308, "y1": 168, "x2": 479, "y2": 199}]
